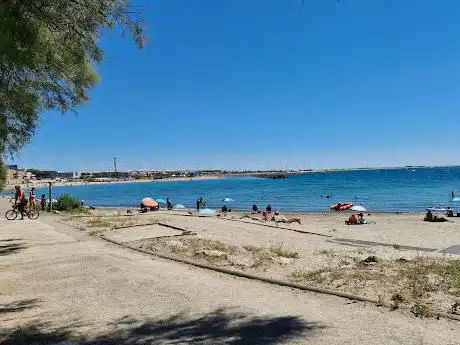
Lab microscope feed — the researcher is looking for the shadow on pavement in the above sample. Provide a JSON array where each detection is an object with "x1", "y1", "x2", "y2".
[
  {"x1": 0, "y1": 299, "x2": 41, "y2": 315},
  {"x1": 0, "y1": 308, "x2": 324, "y2": 344},
  {"x1": 0, "y1": 241, "x2": 26, "y2": 256}
]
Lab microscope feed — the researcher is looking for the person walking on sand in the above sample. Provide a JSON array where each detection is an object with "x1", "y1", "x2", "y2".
[
  {"x1": 196, "y1": 198, "x2": 200, "y2": 211},
  {"x1": 167, "y1": 198, "x2": 173, "y2": 210}
]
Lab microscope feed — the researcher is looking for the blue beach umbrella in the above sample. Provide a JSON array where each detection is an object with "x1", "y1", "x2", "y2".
[
  {"x1": 199, "y1": 208, "x2": 216, "y2": 216},
  {"x1": 156, "y1": 198, "x2": 167, "y2": 204},
  {"x1": 223, "y1": 197, "x2": 234, "y2": 203}
]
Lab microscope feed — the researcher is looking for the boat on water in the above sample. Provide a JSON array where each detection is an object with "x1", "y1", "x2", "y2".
[{"x1": 330, "y1": 202, "x2": 353, "y2": 211}]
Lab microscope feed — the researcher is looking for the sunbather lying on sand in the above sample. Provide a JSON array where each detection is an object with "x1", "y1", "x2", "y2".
[{"x1": 239, "y1": 213, "x2": 301, "y2": 224}]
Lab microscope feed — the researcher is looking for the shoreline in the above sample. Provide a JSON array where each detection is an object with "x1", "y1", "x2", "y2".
[
  {"x1": 4, "y1": 174, "x2": 227, "y2": 191},
  {"x1": 78, "y1": 205, "x2": 426, "y2": 215}
]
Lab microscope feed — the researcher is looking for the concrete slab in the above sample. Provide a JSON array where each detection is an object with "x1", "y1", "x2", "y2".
[
  {"x1": 104, "y1": 224, "x2": 183, "y2": 243},
  {"x1": 440, "y1": 244, "x2": 460, "y2": 255}
]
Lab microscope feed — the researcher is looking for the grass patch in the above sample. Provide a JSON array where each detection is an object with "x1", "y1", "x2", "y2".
[
  {"x1": 243, "y1": 245, "x2": 262, "y2": 252},
  {"x1": 269, "y1": 242, "x2": 299, "y2": 259},
  {"x1": 398, "y1": 258, "x2": 460, "y2": 298},
  {"x1": 291, "y1": 268, "x2": 329, "y2": 284},
  {"x1": 86, "y1": 218, "x2": 112, "y2": 228},
  {"x1": 84, "y1": 217, "x2": 145, "y2": 229},
  {"x1": 65, "y1": 208, "x2": 91, "y2": 215},
  {"x1": 410, "y1": 302, "x2": 428, "y2": 318},
  {"x1": 316, "y1": 249, "x2": 336, "y2": 257}
]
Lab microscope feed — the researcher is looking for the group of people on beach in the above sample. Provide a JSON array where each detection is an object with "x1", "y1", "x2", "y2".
[
  {"x1": 139, "y1": 198, "x2": 174, "y2": 212},
  {"x1": 12, "y1": 185, "x2": 47, "y2": 219},
  {"x1": 196, "y1": 197, "x2": 207, "y2": 210},
  {"x1": 345, "y1": 213, "x2": 366, "y2": 225}
]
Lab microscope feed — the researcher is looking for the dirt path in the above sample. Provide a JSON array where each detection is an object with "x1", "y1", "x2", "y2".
[{"x1": 0, "y1": 215, "x2": 458, "y2": 344}]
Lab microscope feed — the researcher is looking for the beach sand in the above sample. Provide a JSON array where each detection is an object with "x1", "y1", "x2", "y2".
[{"x1": 57, "y1": 208, "x2": 460, "y2": 316}]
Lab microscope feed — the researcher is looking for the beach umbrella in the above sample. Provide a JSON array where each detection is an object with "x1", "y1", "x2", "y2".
[
  {"x1": 173, "y1": 204, "x2": 186, "y2": 210},
  {"x1": 426, "y1": 207, "x2": 447, "y2": 213},
  {"x1": 452, "y1": 197, "x2": 460, "y2": 202},
  {"x1": 156, "y1": 198, "x2": 167, "y2": 204},
  {"x1": 223, "y1": 197, "x2": 234, "y2": 202},
  {"x1": 350, "y1": 205, "x2": 367, "y2": 212},
  {"x1": 141, "y1": 197, "x2": 158, "y2": 208},
  {"x1": 199, "y1": 208, "x2": 216, "y2": 216}
]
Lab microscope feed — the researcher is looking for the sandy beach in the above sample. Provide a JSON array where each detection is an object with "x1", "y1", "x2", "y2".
[
  {"x1": 4, "y1": 174, "x2": 226, "y2": 191},
  {"x1": 2, "y1": 202, "x2": 459, "y2": 344},
  {"x1": 58, "y1": 207, "x2": 460, "y2": 318}
]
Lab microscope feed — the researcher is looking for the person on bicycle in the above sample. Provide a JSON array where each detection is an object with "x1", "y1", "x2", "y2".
[
  {"x1": 29, "y1": 187, "x2": 37, "y2": 209},
  {"x1": 14, "y1": 185, "x2": 28, "y2": 220}
]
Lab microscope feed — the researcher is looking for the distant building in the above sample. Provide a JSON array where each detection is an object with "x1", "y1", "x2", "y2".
[{"x1": 80, "y1": 171, "x2": 129, "y2": 179}]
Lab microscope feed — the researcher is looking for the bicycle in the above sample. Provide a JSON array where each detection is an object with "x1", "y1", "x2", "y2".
[{"x1": 5, "y1": 203, "x2": 40, "y2": 220}]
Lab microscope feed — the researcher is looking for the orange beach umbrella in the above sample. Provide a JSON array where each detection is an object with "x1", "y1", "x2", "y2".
[{"x1": 142, "y1": 197, "x2": 158, "y2": 208}]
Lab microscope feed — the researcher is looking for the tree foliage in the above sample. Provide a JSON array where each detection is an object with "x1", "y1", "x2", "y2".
[
  {"x1": 0, "y1": 160, "x2": 6, "y2": 191},
  {"x1": 0, "y1": 0, "x2": 143, "y2": 155}
]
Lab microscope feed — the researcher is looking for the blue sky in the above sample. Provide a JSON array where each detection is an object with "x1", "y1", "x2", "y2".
[{"x1": 10, "y1": 0, "x2": 460, "y2": 171}]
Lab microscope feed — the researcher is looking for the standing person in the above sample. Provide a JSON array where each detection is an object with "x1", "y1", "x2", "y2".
[
  {"x1": 14, "y1": 185, "x2": 28, "y2": 220},
  {"x1": 252, "y1": 203, "x2": 259, "y2": 213},
  {"x1": 40, "y1": 194, "x2": 47, "y2": 211},
  {"x1": 266, "y1": 204, "x2": 272, "y2": 213},
  {"x1": 262, "y1": 211, "x2": 269, "y2": 221},
  {"x1": 196, "y1": 198, "x2": 200, "y2": 211},
  {"x1": 29, "y1": 187, "x2": 37, "y2": 209},
  {"x1": 167, "y1": 198, "x2": 173, "y2": 210}
]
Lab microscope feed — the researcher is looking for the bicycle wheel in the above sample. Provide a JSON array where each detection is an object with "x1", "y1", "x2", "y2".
[
  {"x1": 28, "y1": 209, "x2": 40, "y2": 220},
  {"x1": 5, "y1": 209, "x2": 18, "y2": 220}
]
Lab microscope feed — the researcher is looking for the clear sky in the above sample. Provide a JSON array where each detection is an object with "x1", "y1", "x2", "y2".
[{"x1": 9, "y1": 0, "x2": 460, "y2": 172}]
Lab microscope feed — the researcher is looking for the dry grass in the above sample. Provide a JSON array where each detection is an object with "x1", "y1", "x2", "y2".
[
  {"x1": 315, "y1": 249, "x2": 336, "y2": 257},
  {"x1": 290, "y1": 255, "x2": 460, "y2": 316},
  {"x1": 291, "y1": 269, "x2": 329, "y2": 284},
  {"x1": 398, "y1": 258, "x2": 460, "y2": 297},
  {"x1": 84, "y1": 217, "x2": 154, "y2": 230},
  {"x1": 269, "y1": 243, "x2": 299, "y2": 259},
  {"x1": 86, "y1": 218, "x2": 113, "y2": 228},
  {"x1": 243, "y1": 245, "x2": 262, "y2": 252}
]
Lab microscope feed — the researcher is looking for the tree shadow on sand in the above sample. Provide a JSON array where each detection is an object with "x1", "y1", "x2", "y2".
[
  {"x1": 0, "y1": 299, "x2": 41, "y2": 315},
  {"x1": 0, "y1": 308, "x2": 325, "y2": 345},
  {"x1": 0, "y1": 239, "x2": 26, "y2": 256}
]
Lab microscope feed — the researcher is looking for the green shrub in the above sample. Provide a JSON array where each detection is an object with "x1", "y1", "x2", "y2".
[{"x1": 54, "y1": 194, "x2": 82, "y2": 211}]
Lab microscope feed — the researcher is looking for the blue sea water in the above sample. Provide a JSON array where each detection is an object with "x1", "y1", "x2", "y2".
[{"x1": 32, "y1": 167, "x2": 460, "y2": 212}]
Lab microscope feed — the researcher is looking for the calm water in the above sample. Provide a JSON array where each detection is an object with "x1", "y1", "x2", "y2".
[{"x1": 32, "y1": 167, "x2": 460, "y2": 212}]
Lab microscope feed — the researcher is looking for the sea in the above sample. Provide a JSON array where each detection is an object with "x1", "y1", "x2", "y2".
[{"x1": 29, "y1": 167, "x2": 460, "y2": 212}]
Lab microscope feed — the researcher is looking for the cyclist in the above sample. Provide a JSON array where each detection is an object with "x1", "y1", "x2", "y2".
[{"x1": 14, "y1": 185, "x2": 28, "y2": 220}]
